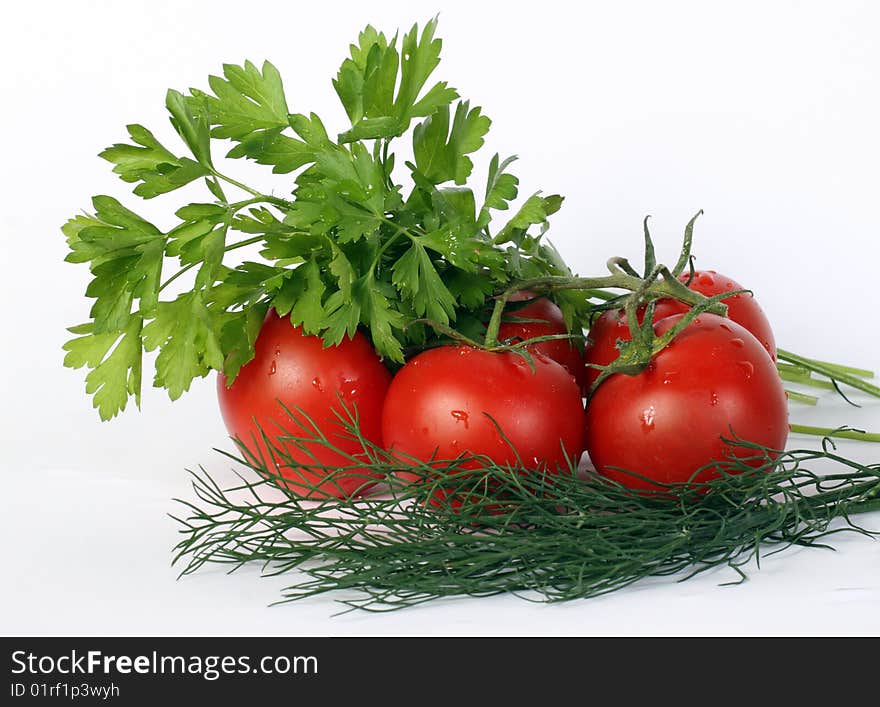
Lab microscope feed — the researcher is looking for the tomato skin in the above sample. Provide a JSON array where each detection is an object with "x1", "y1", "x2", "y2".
[
  {"x1": 583, "y1": 308, "x2": 636, "y2": 391},
  {"x1": 217, "y1": 310, "x2": 392, "y2": 498},
  {"x1": 584, "y1": 313, "x2": 788, "y2": 491},
  {"x1": 497, "y1": 292, "x2": 586, "y2": 390},
  {"x1": 660, "y1": 270, "x2": 777, "y2": 361},
  {"x1": 382, "y1": 346, "x2": 585, "y2": 478}
]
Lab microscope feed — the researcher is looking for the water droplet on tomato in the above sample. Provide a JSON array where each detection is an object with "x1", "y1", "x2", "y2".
[
  {"x1": 274, "y1": 348, "x2": 281, "y2": 357},
  {"x1": 737, "y1": 361, "x2": 754, "y2": 379},
  {"x1": 710, "y1": 392, "x2": 719, "y2": 406},
  {"x1": 719, "y1": 323, "x2": 732, "y2": 332},
  {"x1": 269, "y1": 361, "x2": 277, "y2": 375},
  {"x1": 662, "y1": 371, "x2": 679, "y2": 385},
  {"x1": 640, "y1": 406, "x2": 656, "y2": 431},
  {"x1": 697, "y1": 273, "x2": 715, "y2": 287},
  {"x1": 730, "y1": 338, "x2": 744, "y2": 348},
  {"x1": 312, "y1": 377, "x2": 325, "y2": 392},
  {"x1": 450, "y1": 410, "x2": 470, "y2": 428}
]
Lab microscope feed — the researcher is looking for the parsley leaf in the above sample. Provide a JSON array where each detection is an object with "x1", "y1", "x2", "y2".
[
  {"x1": 166, "y1": 89, "x2": 213, "y2": 169},
  {"x1": 167, "y1": 203, "x2": 228, "y2": 288},
  {"x1": 64, "y1": 196, "x2": 165, "y2": 330},
  {"x1": 391, "y1": 241, "x2": 457, "y2": 324},
  {"x1": 413, "y1": 101, "x2": 491, "y2": 185},
  {"x1": 478, "y1": 154, "x2": 519, "y2": 230},
  {"x1": 99, "y1": 125, "x2": 209, "y2": 198},
  {"x1": 495, "y1": 192, "x2": 564, "y2": 246},
  {"x1": 63, "y1": 318, "x2": 143, "y2": 421},
  {"x1": 143, "y1": 291, "x2": 224, "y2": 400},
  {"x1": 335, "y1": 18, "x2": 459, "y2": 143},
  {"x1": 193, "y1": 60, "x2": 289, "y2": 143}
]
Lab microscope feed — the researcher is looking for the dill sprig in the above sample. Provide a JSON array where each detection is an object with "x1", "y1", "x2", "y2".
[{"x1": 171, "y1": 409, "x2": 880, "y2": 612}]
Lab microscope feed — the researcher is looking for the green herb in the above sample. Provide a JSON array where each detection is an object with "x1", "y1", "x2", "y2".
[
  {"x1": 172, "y1": 410, "x2": 880, "y2": 611},
  {"x1": 63, "y1": 18, "x2": 583, "y2": 420}
]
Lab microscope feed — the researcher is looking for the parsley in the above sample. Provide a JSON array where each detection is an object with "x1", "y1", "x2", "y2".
[{"x1": 64, "y1": 17, "x2": 582, "y2": 420}]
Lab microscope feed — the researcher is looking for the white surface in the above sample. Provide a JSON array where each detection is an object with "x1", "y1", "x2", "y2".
[{"x1": 2, "y1": 0, "x2": 879, "y2": 636}]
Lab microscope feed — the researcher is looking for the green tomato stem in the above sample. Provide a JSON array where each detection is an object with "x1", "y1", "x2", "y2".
[{"x1": 482, "y1": 273, "x2": 727, "y2": 348}]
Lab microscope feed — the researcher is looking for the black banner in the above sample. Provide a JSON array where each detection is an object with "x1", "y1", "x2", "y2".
[{"x1": 0, "y1": 636, "x2": 858, "y2": 703}]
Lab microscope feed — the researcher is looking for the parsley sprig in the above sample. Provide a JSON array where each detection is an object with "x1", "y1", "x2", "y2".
[{"x1": 63, "y1": 18, "x2": 581, "y2": 420}]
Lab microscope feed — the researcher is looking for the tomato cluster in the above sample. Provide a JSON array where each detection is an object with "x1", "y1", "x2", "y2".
[{"x1": 217, "y1": 271, "x2": 789, "y2": 498}]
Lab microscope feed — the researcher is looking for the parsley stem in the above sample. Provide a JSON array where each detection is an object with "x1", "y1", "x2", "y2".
[
  {"x1": 370, "y1": 216, "x2": 423, "y2": 272},
  {"x1": 213, "y1": 171, "x2": 293, "y2": 209},
  {"x1": 158, "y1": 236, "x2": 270, "y2": 293},
  {"x1": 157, "y1": 263, "x2": 197, "y2": 294}
]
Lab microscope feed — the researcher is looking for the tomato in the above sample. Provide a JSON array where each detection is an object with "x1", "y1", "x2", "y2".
[
  {"x1": 583, "y1": 308, "x2": 640, "y2": 391},
  {"x1": 496, "y1": 291, "x2": 586, "y2": 390},
  {"x1": 659, "y1": 270, "x2": 777, "y2": 360},
  {"x1": 217, "y1": 310, "x2": 392, "y2": 498},
  {"x1": 584, "y1": 313, "x2": 788, "y2": 491},
  {"x1": 382, "y1": 346, "x2": 585, "y2": 482},
  {"x1": 583, "y1": 270, "x2": 777, "y2": 390}
]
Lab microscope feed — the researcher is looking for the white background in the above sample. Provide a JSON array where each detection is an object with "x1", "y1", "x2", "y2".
[{"x1": 2, "y1": 0, "x2": 879, "y2": 636}]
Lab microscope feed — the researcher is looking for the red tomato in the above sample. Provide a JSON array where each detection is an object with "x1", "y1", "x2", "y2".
[
  {"x1": 583, "y1": 270, "x2": 777, "y2": 390},
  {"x1": 584, "y1": 313, "x2": 788, "y2": 491},
  {"x1": 217, "y1": 310, "x2": 392, "y2": 498},
  {"x1": 583, "y1": 308, "x2": 639, "y2": 392},
  {"x1": 583, "y1": 305, "x2": 682, "y2": 390},
  {"x1": 659, "y1": 270, "x2": 777, "y2": 360},
  {"x1": 496, "y1": 292, "x2": 586, "y2": 390},
  {"x1": 382, "y1": 346, "x2": 585, "y2": 482}
]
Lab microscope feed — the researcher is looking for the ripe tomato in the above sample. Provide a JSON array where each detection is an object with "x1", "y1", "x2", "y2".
[
  {"x1": 582, "y1": 308, "x2": 640, "y2": 391},
  {"x1": 583, "y1": 270, "x2": 777, "y2": 390},
  {"x1": 217, "y1": 310, "x2": 392, "y2": 498},
  {"x1": 584, "y1": 313, "x2": 788, "y2": 491},
  {"x1": 382, "y1": 346, "x2": 585, "y2": 481},
  {"x1": 496, "y1": 291, "x2": 586, "y2": 390},
  {"x1": 659, "y1": 270, "x2": 777, "y2": 360}
]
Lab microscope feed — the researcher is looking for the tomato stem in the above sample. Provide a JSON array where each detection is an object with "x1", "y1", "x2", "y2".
[
  {"x1": 482, "y1": 272, "x2": 728, "y2": 348},
  {"x1": 671, "y1": 210, "x2": 704, "y2": 276}
]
